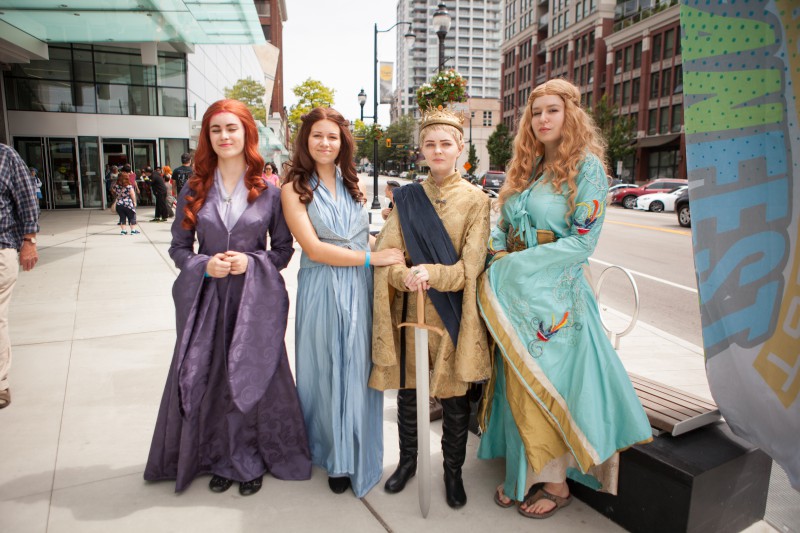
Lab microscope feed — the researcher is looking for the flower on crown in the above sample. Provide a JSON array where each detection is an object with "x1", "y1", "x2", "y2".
[{"x1": 419, "y1": 105, "x2": 465, "y2": 134}]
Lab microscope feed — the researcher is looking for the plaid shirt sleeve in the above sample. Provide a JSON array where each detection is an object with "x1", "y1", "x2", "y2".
[{"x1": 0, "y1": 144, "x2": 40, "y2": 248}]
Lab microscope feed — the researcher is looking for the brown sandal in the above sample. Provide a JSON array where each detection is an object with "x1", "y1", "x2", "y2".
[
  {"x1": 518, "y1": 488, "x2": 572, "y2": 519},
  {"x1": 0, "y1": 388, "x2": 10, "y2": 409},
  {"x1": 493, "y1": 485, "x2": 515, "y2": 508}
]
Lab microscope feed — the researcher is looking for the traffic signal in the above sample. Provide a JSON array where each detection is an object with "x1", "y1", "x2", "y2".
[{"x1": 386, "y1": 138, "x2": 392, "y2": 148}]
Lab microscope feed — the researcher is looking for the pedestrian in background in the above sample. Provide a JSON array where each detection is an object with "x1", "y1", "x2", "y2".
[
  {"x1": 477, "y1": 79, "x2": 652, "y2": 519},
  {"x1": 172, "y1": 152, "x2": 193, "y2": 194},
  {"x1": 30, "y1": 168, "x2": 43, "y2": 205},
  {"x1": 380, "y1": 179, "x2": 400, "y2": 220},
  {"x1": 369, "y1": 106, "x2": 490, "y2": 509},
  {"x1": 145, "y1": 167, "x2": 169, "y2": 222},
  {"x1": 0, "y1": 144, "x2": 40, "y2": 409},
  {"x1": 281, "y1": 107, "x2": 404, "y2": 497},
  {"x1": 112, "y1": 172, "x2": 139, "y2": 235},
  {"x1": 262, "y1": 161, "x2": 279, "y2": 187},
  {"x1": 144, "y1": 98, "x2": 311, "y2": 495}
]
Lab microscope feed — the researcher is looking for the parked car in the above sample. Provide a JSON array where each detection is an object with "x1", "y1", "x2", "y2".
[
  {"x1": 606, "y1": 183, "x2": 638, "y2": 204},
  {"x1": 399, "y1": 171, "x2": 409, "y2": 179},
  {"x1": 610, "y1": 178, "x2": 688, "y2": 209},
  {"x1": 675, "y1": 188, "x2": 691, "y2": 227},
  {"x1": 479, "y1": 170, "x2": 506, "y2": 194},
  {"x1": 635, "y1": 185, "x2": 688, "y2": 213},
  {"x1": 387, "y1": 170, "x2": 399, "y2": 177}
]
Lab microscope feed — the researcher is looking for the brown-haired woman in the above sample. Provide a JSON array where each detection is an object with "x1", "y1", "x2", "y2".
[
  {"x1": 145, "y1": 99, "x2": 311, "y2": 496},
  {"x1": 281, "y1": 107, "x2": 403, "y2": 497},
  {"x1": 477, "y1": 79, "x2": 651, "y2": 519}
]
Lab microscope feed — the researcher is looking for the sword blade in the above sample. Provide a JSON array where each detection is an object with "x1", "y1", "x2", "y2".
[{"x1": 415, "y1": 327, "x2": 431, "y2": 518}]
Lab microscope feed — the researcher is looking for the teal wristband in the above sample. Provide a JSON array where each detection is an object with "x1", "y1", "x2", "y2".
[
  {"x1": 364, "y1": 251, "x2": 371, "y2": 268},
  {"x1": 204, "y1": 271, "x2": 211, "y2": 278}
]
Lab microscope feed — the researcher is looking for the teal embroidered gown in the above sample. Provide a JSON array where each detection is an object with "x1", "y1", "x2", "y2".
[
  {"x1": 294, "y1": 172, "x2": 384, "y2": 498},
  {"x1": 476, "y1": 154, "x2": 652, "y2": 498}
]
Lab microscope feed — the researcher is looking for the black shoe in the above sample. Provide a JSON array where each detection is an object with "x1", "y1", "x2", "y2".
[
  {"x1": 239, "y1": 476, "x2": 263, "y2": 496},
  {"x1": 328, "y1": 476, "x2": 351, "y2": 494},
  {"x1": 209, "y1": 475, "x2": 233, "y2": 493},
  {"x1": 444, "y1": 470, "x2": 467, "y2": 508},
  {"x1": 385, "y1": 389, "x2": 418, "y2": 494},
  {"x1": 385, "y1": 456, "x2": 417, "y2": 493},
  {"x1": 149, "y1": 218, "x2": 161, "y2": 222}
]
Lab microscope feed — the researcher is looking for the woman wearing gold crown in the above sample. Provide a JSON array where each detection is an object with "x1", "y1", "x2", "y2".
[
  {"x1": 476, "y1": 79, "x2": 652, "y2": 519},
  {"x1": 370, "y1": 105, "x2": 491, "y2": 508}
]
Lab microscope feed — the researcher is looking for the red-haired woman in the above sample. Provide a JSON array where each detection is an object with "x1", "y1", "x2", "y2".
[
  {"x1": 145, "y1": 99, "x2": 311, "y2": 496},
  {"x1": 281, "y1": 108, "x2": 403, "y2": 497}
]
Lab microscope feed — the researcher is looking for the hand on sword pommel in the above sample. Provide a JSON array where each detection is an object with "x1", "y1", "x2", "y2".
[{"x1": 404, "y1": 264, "x2": 430, "y2": 292}]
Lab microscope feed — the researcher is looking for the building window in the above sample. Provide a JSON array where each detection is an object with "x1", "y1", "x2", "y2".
[
  {"x1": 622, "y1": 80, "x2": 631, "y2": 105},
  {"x1": 585, "y1": 91, "x2": 593, "y2": 107},
  {"x1": 663, "y1": 29, "x2": 675, "y2": 59},
  {"x1": 614, "y1": 83, "x2": 621, "y2": 104},
  {"x1": 4, "y1": 44, "x2": 187, "y2": 117},
  {"x1": 652, "y1": 34, "x2": 662, "y2": 62},
  {"x1": 634, "y1": 42, "x2": 642, "y2": 69},
  {"x1": 615, "y1": 50, "x2": 623, "y2": 73},
  {"x1": 671, "y1": 104, "x2": 683, "y2": 132},
  {"x1": 254, "y1": 0, "x2": 271, "y2": 16},
  {"x1": 673, "y1": 66, "x2": 683, "y2": 94},
  {"x1": 632, "y1": 78, "x2": 640, "y2": 103},
  {"x1": 650, "y1": 71, "x2": 660, "y2": 99},
  {"x1": 624, "y1": 46, "x2": 632, "y2": 72},
  {"x1": 262, "y1": 24, "x2": 272, "y2": 42},
  {"x1": 648, "y1": 108, "x2": 657, "y2": 135},
  {"x1": 659, "y1": 105, "x2": 670, "y2": 134},
  {"x1": 483, "y1": 110, "x2": 493, "y2": 127},
  {"x1": 661, "y1": 69, "x2": 672, "y2": 98}
]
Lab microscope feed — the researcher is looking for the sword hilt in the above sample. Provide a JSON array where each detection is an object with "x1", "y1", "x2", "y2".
[{"x1": 397, "y1": 289, "x2": 445, "y2": 336}]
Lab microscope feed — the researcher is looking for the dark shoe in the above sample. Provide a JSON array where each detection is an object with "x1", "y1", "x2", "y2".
[
  {"x1": 441, "y1": 394, "x2": 470, "y2": 508},
  {"x1": 239, "y1": 476, "x2": 263, "y2": 496},
  {"x1": 328, "y1": 476, "x2": 351, "y2": 494},
  {"x1": 385, "y1": 455, "x2": 417, "y2": 493},
  {"x1": 385, "y1": 389, "x2": 418, "y2": 493},
  {"x1": 430, "y1": 397, "x2": 443, "y2": 421},
  {"x1": 209, "y1": 475, "x2": 233, "y2": 493},
  {"x1": 149, "y1": 218, "x2": 161, "y2": 223}
]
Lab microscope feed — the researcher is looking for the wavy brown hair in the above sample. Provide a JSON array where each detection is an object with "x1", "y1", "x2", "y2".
[
  {"x1": 284, "y1": 107, "x2": 363, "y2": 205},
  {"x1": 182, "y1": 99, "x2": 266, "y2": 230},
  {"x1": 498, "y1": 79, "x2": 607, "y2": 216},
  {"x1": 116, "y1": 172, "x2": 131, "y2": 187}
]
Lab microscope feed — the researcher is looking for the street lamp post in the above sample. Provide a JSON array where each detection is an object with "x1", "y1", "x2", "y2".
[
  {"x1": 358, "y1": 88, "x2": 367, "y2": 122},
  {"x1": 367, "y1": 22, "x2": 414, "y2": 210},
  {"x1": 433, "y1": 3, "x2": 451, "y2": 72}
]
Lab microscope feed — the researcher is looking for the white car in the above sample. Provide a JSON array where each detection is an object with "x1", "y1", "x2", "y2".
[{"x1": 635, "y1": 185, "x2": 689, "y2": 213}]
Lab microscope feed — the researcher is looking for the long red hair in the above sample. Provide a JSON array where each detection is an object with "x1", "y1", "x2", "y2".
[{"x1": 182, "y1": 99, "x2": 266, "y2": 230}]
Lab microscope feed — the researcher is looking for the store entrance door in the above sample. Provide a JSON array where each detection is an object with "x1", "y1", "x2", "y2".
[{"x1": 14, "y1": 137, "x2": 80, "y2": 209}]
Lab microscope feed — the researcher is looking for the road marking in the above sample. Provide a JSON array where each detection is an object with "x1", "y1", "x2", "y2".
[
  {"x1": 589, "y1": 258, "x2": 699, "y2": 294},
  {"x1": 606, "y1": 219, "x2": 691, "y2": 236}
]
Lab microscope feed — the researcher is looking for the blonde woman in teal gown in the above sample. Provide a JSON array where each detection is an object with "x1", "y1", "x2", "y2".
[{"x1": 477, "y1": 79, "x2": 652, "y2": 519}]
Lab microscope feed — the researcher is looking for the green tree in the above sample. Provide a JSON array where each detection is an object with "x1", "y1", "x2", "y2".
[
  {"x1": 487, "y1": 123, "x2": 513, "y2": 170},
  {"x1": 378, "y1": 114, "x2": 416, "y2": 168},
  {"x1": 466, "y1": 142, "x2": 480, "y2": 177},
  {"x1": 224, "y1": 77, "x2": 267, "y2": 123},
  {"x1": 288, "y1": 78, "x2": 336, "y2": 136},
  {"x1": 590, "y1": 95, "x2": 636, "y2": 178}
]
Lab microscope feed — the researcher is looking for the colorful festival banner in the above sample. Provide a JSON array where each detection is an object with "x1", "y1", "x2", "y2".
[
  {"x1": 380, "y1": 62, "x2": 394, "y2": 104},
  {"x1": 682, "y1": 0, "x2": 799, "y2": 490}
]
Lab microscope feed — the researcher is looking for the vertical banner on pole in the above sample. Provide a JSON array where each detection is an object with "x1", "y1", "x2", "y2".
[
  {"x1": 682, "y1": 0, "x2": 799, "y2": 489},
  {"x1": 380, "y1": 62, "x2": 394, "y2": 104}
]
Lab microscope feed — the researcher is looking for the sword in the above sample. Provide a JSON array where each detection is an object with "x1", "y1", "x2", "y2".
[{"x1": 398, "y1": 288, "x2": 444, "y2": 518}]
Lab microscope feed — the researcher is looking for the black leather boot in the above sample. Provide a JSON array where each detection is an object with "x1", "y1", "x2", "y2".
[
  {"x1": 441, "y1": 394, "x2": 470, "y2": 508},
  {"x1": 385, "y1": 389, "x2": 418, "y2": 493}
]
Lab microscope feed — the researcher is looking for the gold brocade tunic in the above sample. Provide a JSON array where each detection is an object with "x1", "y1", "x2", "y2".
[{"x1": 369, "y1": 171, "x2": 491, "y2": 398}]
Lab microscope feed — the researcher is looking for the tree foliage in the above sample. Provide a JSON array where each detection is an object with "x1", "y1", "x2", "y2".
[
  {"x1": 590, "y1": 95, "x2": 636, "y2": 177},
  {"x1": 224, "y1": 77, "x2": 267, "y2": 123},
  {"x1": 487, "y1": 123, "x2": 513, "y2": 170},
  {"x1": 379, "y1": 114, "x2": 416, "y2": 166},
  {"x1": 288, "y1": 78, "x2": 336, "y2": 136}
]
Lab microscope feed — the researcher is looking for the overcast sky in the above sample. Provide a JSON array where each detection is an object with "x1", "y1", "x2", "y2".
[{"x1": 282, "y1": 1, "x2": 400, "y2": 126}]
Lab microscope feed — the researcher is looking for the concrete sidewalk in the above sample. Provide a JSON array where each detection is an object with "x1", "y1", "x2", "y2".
[{"x1": 0, "y1": 208, "x2": 772, "y2": 532}]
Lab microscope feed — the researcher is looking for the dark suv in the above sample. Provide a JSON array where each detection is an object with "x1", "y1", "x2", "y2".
[
  {"x1": 675, "y1": 188, "x2": 691, "y2": 227},
  {"x1": 611, "y1": 177, "x2": 688, "y2": 209},
  {"x1": 479, "y1": 171, "x2": 506, "y2": 194}
]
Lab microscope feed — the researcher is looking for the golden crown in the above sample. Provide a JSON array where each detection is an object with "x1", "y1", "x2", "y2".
[{"x1": 419, "y1": 105, "x2": 464, "y2": 133}]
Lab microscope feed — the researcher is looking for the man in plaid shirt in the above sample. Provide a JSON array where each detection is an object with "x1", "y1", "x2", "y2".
[{"x1": 0, "y1": 143, "x2": 40, "y2": 409}]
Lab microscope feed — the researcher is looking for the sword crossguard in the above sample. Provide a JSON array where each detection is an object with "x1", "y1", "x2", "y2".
[{"x1": 397, "y1": 289, "x2": 445, "y2": 336}]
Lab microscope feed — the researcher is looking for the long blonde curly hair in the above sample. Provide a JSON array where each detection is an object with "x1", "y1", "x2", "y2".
[{"x1": 498, "y1": 79, "x2": 608, "y2": 216}]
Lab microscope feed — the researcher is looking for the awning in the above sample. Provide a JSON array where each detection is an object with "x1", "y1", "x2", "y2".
[
  {"x1": 637, "y1": 133, "x2": 681, "y2": 148},
  {"x1": 0, "y1": 1, "x2": 265, "y2": 63}
]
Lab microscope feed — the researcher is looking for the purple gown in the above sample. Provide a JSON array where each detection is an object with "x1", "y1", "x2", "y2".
[{"x1": 144, "y1": 182, "x2": 312, "y2": 491}]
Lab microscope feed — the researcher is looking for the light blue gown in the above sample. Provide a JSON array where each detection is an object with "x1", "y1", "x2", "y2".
[{"x1": 294, "y1": 172, "x2": 384, "y2": 498}]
